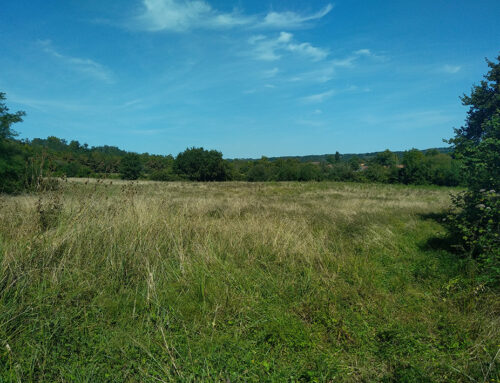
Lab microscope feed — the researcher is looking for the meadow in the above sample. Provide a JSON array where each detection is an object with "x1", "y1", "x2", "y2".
[{"x1": 0, "y1": 180, "x2": 498, "y2": 382}]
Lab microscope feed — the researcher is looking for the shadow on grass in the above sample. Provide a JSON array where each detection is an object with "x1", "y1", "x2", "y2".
[{"x1": 417, "y1": 212, "x2": 461, "y2": 255}]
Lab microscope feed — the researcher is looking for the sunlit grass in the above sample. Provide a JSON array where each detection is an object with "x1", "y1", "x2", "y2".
[{"x1": 0, "y1": 181, "x2": 498, "y2": 382}]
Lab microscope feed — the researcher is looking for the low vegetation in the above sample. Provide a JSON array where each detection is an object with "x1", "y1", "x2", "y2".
[{"x1": 1, "y1": 181, "x2": 498, "y2": 382}]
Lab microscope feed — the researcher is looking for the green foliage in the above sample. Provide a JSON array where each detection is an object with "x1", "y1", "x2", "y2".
[
  {"x1": 447, "y1": 55, "x2": 500, "y2": 283},
  {"x1": 400, "y1": 149, "x2": 429, "y2": 184},
  {"x1": 371, "y1": 149, "x2": 397, "y2": 167},
  {"x1": 0, "y1": 140, "x2": 26, "y2": 193},
  {"x1": 0, "y1": 93, "x2": 27, "y2": 194},
  {"x1": 0, "y1": 92, "x2": 25, "y2": 140},
  {"x1": 119, "y1": 153, "x2": 142, "y2": 180},
  {"x1": 446, "y1": 190, "x2": 500, "y2": 282},
  {"x1": 364, "y1": 163, "x2": 391, "y2": 183},
  {"x1": 174, "y1": 147, "x2": 230, "y2": 181}
]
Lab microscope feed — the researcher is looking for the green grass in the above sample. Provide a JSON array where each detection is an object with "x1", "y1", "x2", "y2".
[{"x1": 0, "y1": 181, "x2": 498, "y2": 382}]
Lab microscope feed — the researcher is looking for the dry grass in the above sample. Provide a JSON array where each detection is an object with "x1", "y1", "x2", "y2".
[{"x1": 0, "y1": 181, "x2": 498, "y2": 382}]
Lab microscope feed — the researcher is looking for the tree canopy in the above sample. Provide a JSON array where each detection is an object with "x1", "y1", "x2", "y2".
[
  {"x1": 446, "y1": 55, "x2": 500, "y2": 283},
  {"x1": 174, "y1": 147, "x2": 230, "y2": 181},
  {"x1": 0, "y1": 92, "x2": 25, "y2": 140},
  {"x1": 0, "y1": 93, "x2": 27, "y2": 193}
]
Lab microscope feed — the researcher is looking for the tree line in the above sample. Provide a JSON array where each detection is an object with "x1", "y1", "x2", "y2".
[{"x1": 0, "y1": 127, "x2": 462, "y2": 188}]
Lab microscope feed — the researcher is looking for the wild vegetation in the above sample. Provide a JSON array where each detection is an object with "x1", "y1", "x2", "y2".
[
  {"x1": 0, "y1": 54, "x2": 499, "y2": 382},
  {"x1": 1, "y1": 180, "x2": 499, "y2": 382}
]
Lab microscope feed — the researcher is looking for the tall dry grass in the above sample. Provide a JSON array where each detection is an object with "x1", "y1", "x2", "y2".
[{"x1": 0, "y1": 181, "x2": 498, "y2": 382}]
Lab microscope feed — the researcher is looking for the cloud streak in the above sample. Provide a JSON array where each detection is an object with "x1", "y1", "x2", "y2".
[
  {"x1": 301, "y1": 90, "x2": 335, "y2": 103},
  {"x1": 442, "y1": 64, "x2": 461, "y2": 74},
  {"x1": 249, "y1": 32, "x2": 328, "y2": 61},
  {"x1": 39, "y1": 40, "x2": 113, "y2": 83},
  {"x1": 258, "y1": 4, "x2": 333, "y2": 29},
  {"x1": 135, "y1": 0, "x2": 333, "y2": 32}
]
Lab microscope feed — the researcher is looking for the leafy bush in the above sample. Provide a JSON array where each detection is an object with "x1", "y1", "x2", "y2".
[{"x1": 446, "y1": 189, "x2": 500, "y2": 282}]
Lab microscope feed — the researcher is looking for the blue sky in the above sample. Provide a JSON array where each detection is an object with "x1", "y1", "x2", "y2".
[{"x1": 1, "y1": 0, "x2": 499, "y2": 158}]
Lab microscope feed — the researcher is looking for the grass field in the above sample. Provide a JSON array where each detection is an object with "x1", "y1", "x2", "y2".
[{"x1": 0, "y1": 181, "x2": 498, "y2": 382}]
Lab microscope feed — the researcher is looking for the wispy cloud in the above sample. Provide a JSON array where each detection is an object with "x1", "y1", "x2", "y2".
[
  {"x1": 39, "y1": 40, "x2": 113, "y2": 83},
  {"x1": 289, "y1": 49, "x2": 382, "y2": 84},
  {"x1": 249, "y1": 32, "x2": 328, "y2": 61},
  {"x1": 118, "y1": 99, "x2": 143, "y2": 109},
  {"x1": 262, "y1": 67, "x2": 280, "y2": 78},
  {"x1": 301, "y1": 90, "x2": 335, "y2": 103},
  {"x1": 354, "y1": 49, "x2": 371, "y2": 56},
  {"x1": 135, "y1": 0, "x2": 332, "y2": 32},
  {"x1": 300, "y1": 85, "x2": 369, "y2": 104},
  {"x1": 331, "y1": 48, "x2": 380, "y2": 68},
  {"x1": 9, "y1": 94, "x2": 91, "y2": 113},
  {"x1": 442, "y1": 64, "x2": 461, "y2": 74},
  {"x1": 258, "y1": 4, "x2": 333, "y2": 29}
]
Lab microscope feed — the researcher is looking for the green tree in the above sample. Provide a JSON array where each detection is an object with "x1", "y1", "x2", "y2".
[
  {"x1": 447, "y1": 55, "x2": 500, "y2": 283},
  {"x1": 119, "y1": 153, "x2": 142, "y2": 180},
  {"x1": 449, "y1": 55, "x2": 500, "y2": 191},
  {"x1": 0, "y1": 92, "x2": 25, "y2": 140},
  {"x1": 326, "y1": 151, "x2": 341, "y2": 164},
  {"x1": 400, "y1": 149, "x2": 429, "y2": 184},
  {"x1": 0, "y1": 92, "x2": 27, "y2": 193},
  {"x1": 371, "y1": 149, "x2": 397, "y2": 167},
  {"x1": 174, "y1": 147, "x2": 230, "y2": 181}
]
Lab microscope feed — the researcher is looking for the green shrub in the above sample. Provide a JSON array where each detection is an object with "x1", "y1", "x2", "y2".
[{"x1": 446, "y1": 189, "x2": 500, "y2": 283}]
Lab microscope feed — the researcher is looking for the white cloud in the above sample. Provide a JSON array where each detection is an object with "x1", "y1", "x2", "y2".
[
  {"x1": 285, "y1": 49, "x2": 382, "y2": 86},
  {"x1": 259, "y1": 4, "x2": 333, "y2": 28},
  {"x1": 286, "y1": 42, "x2": 328, "y2": 61},
  {"x1": 354, "y1": 49, "x2": 371, "y2": 56},
  {"x1": 301, "y1": 90, "x2": 335, "y2": 103},
  {"x1": 262, "y1": 67, "x2": 280, "y2": 78},
  {"x1": 330, "y1": 49, "x2": 376, "y2": 68},
  {"x1": 249, "y1": 32, "x2": 328, "y2": 62},
  {"x1": 138, "y1": 0, "x2": 250, "y2": 31},
  {"x1": 39, "y1": 40, "x2": 113, "y2": 83},
  {"x1": 135, "y1": 0, "x2": 333, "y2": 32},
  {"x1": 120, "y1": 99, "x2": 143, "y2": 108},
  {"x1": 442, "y1": 64, "x2": 461, "y2": 74}
]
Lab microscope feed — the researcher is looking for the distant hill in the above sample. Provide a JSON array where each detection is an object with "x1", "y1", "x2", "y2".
[{"x1": 231, "y1": 147, "x2": 454, "y2": 163}]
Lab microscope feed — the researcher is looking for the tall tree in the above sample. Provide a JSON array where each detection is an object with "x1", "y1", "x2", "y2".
[
  {"x1": 0, "y1": 92, "x2": 27, "y2": 193},
  {"x1": 447, "y1": 55, "x2": 500, "y2": 282},
  {"x1": 0, "y1": 92, "x2": 25, "y2": 140}
]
